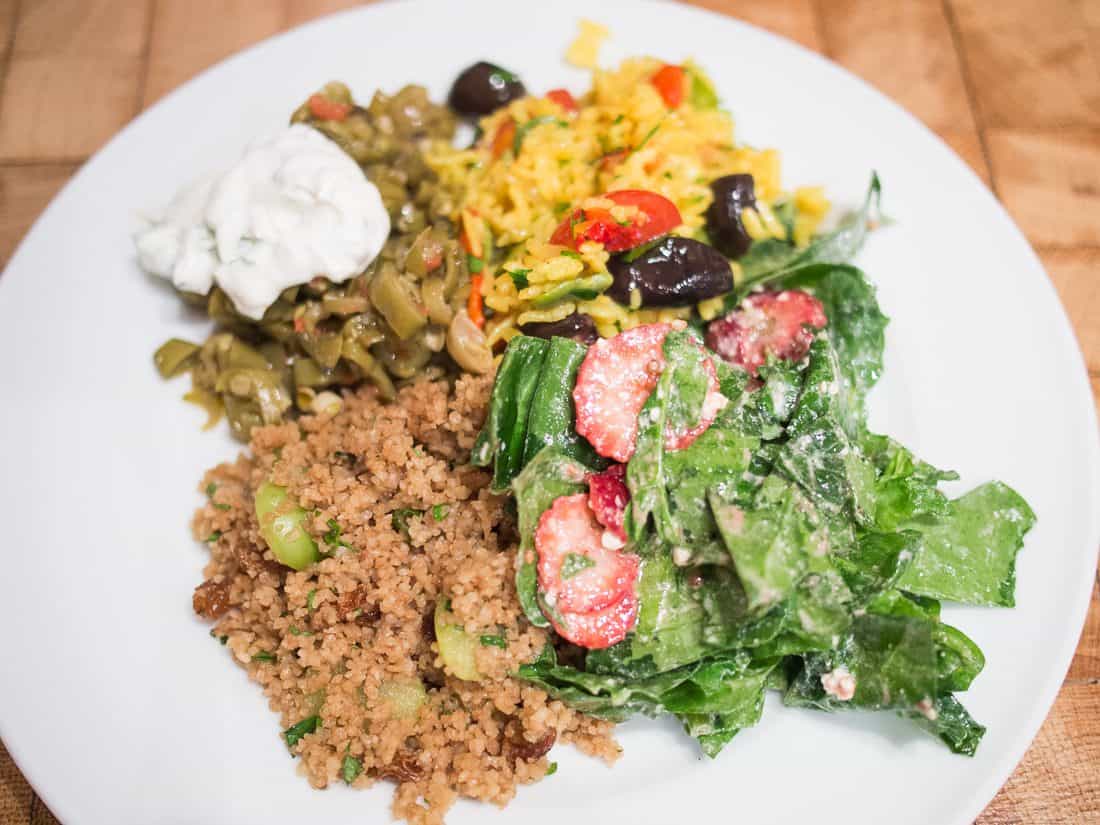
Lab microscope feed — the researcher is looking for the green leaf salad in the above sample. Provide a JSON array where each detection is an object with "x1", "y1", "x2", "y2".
[{"x1": 472, "y1": 178, "x2": 1034, "y2": 759}]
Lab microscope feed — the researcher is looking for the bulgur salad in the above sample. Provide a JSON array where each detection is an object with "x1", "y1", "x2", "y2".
[{"x1": 138, "y1": 26, "x2": 1034, "y2": 825}]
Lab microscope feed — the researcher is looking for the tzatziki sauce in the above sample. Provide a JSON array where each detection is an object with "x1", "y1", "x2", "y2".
[{"x1": 135, "y1": 123, "x2": 389, "y2": 320}]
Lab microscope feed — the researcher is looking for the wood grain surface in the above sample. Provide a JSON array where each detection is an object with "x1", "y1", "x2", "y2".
[{"x1": 0, "y1": 1, "x2": 1097, "y2": 822}]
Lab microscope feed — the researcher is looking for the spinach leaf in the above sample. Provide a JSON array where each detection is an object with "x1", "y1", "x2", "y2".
[
  {"x1": 510, "y1": 448, "x2": 588, "y2": 627},
  {"x1": 934, "y1": 622, "x2": 985, "y2": 692},
  {"x1": 862, "y1": 434, "x2": 956, "y2": 530},
  {"x1": 717, "y1": 356, "x2": 805, "y2": 440},
  {"x1": 709, "y1": 477, "x2": 815, "y2": 612},
  {"x1": 775, "y1": 336, "x2": 877, "y2": 522},
  {"x1": 736, "y1": 173, "x2": 882, "y2": 297},
  {"x1": 472, "y1": 336, "x2": 549, "y2": 491},
  {"x1": 896, "y1": 481, "x2": 1036, "y2": 606},
  {"x1": 522, "y1": 336, "x2": 603, "y2": 469},
  {"x1": 626, "y1": 330, "x2": 711, "y2": 544},
  {"x1": 906, "y1": 694, "x2": 986, "y2": 756},
  {"x1": 785, "y1": 612, "x2": 938, "y2": 712},
  {"x1": 754, "y1": 566, "x2": 854, "y2": 656},
  {"x1": 779, "y1": 264, "x2": 888, "y2": 427},
  {"x1": 832, "y1": 528, "x2": 920, "y2": 606}
]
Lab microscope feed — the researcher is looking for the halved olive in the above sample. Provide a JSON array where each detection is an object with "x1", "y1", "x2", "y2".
[
  {"x1": 705, "y1": 174, "x2": 757, "y2": 259},
  {"x1": 448, "y1": 62, "x2": 526, "y2": 117},
  {"x1": 606, "y1": 236, "x2": 733, "y2": 307},
  {"x1": 519, "y1": 312, "x2": 599, "y2": 345}
]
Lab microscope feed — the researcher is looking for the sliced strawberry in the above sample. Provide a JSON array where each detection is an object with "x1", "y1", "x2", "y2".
[
  {"x1": 587, "y1": 464, "x2": 630, "y2": 542},
  {"x1": 663, "y1": 351, "x2": 726, "y2": 452},
  {"x1": 549, "y1": 591, "x2": 639, "y2": 650},
  {"x1": 705, "y1": 289, "x2": 827, "y2": 376},
  {"x1": 574, "y1": 323, "x2": 671, "y2": 462},
  {"x1": 536, "y1": 494, "x2": 639, "y2": 614}
]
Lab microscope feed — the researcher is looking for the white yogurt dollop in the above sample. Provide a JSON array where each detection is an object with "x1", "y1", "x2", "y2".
[{"x1": 135, "y1": 124, "x2": 389, "y2": 320}]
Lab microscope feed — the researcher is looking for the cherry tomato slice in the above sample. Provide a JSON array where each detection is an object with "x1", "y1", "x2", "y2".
[
  {"x1": 650, "y1": 64, "x2": 685, "y2": 109},
  {"x1": 549, "y1": 190, "x2": 682, "y2": 252},
  {"x1": 546, "y1": 88, "x2": 578, "y2": 113}
]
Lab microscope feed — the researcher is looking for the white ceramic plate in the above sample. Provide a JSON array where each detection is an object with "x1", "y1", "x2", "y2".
[{"x1": 1, "y1": 2, "x2": 1097, "y2": 823}]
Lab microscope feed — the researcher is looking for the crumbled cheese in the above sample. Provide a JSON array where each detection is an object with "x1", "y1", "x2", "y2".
[{"x1": 821, "y1": 666, "x2": 856, "y2": 701}]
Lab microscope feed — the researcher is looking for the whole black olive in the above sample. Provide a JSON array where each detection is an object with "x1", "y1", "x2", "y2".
[
  {"x1": 705, "y1": 174, "x2": 757, "y2": 259},
  {"x1": 519, "y1": 313, "x2": 599, "y2": 345},
  {"x1": 606, "y1": 236, "x2": 733, "y2": 307},
  {"x1": 447, "y1": 62, "x2": 526, "y2": 118}
]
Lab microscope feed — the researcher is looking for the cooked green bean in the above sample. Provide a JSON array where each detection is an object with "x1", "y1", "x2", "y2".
[
  {"x1": 156, "y1": 82, "x2": 466, "y2": 438},
  {"x1": 154, "y1": 338, "x2": 200, "y2": 378},
  {"x1": 369, "y1": 263, "x2": 428, "y2": 340},
  {"x1": 254, "y1": 481, "x2": 319, "y2": 570},
  {"x1": 530, "y1": 272, "x2": 613, "y2": 308}
]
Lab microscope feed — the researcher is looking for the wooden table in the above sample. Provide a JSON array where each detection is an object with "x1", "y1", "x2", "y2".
[{"x1": 0, "y1": 1, "x2": 1097, "y2": 821}]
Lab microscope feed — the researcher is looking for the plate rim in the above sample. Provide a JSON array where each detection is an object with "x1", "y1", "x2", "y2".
[{"x1": 1, "y1": 2, "x2": 1097, "y2": 823}]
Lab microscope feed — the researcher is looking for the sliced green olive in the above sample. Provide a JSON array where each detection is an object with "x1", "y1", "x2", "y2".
[
  {"x1": 369, "y1": 262, "x2": 427, "y2": 340},
  {"x1": 182, "y1": 387, "x2": 224, "y2": 431},
  {"x1": 434, "y1": 600, "x2": 481, "y2": 681},
  {"x1": 421, "y1": 276, "x2": 454, "y2": 325},
  {"x1": 374, "y1": 335, "x2": 432, "y2": 379},
  {"x1": 378, "y1": 678, "x2": 427, "y2": 719},
  {"x1": 446, "y1": 310, "x2": 493, "y2": 374},
  {"x1": 154, "y1": 338, "x2": 200, "y2": 378},
  {"x1": 254, "y1": 481, "x2": 319, "y2": 571}
]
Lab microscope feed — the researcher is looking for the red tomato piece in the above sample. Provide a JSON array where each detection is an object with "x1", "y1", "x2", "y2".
[
  {"x1": 663, "y1": 352, "x2": 727, "y2": 452},
  {"x1": 307, "y1": 94, "x2": 352, "y2": 121},
  {"x1": 705, "y1": 289, "x2": 827, "y2": 376},
  {"x1": 549, "y1": 190, "x2": 682, "y2": 252},
  {"x1": 549, "y1": 591, "x2": 639, "y2": 650},
  {"x1": 605, "y1": 190, "x2": 682, "y2": 238},
  {"x1": 574, "y1": 323, "x2": 671, "y2": 462},
  {"x1": 587, "y1": 464, "x2": 630, "y2": 542},
  {"x1": 536, "y1": 494, "x2": 639, "y2": 614},
  {"x1": 546, "y1": 88, "x2": 578, "y2": 112},
  {"x1": 650, "y1": 64, "x2": 685, "y2": 109}
]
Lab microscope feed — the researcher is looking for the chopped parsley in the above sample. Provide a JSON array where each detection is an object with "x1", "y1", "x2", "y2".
[
  {"x1": 391, "y1": 508, "x2": 424, "y2": 539},
  {"x1": 288, "y1": 626, "x2": 314, "y2": 637},
  {"x1": 323, "y1": 519, "x2": 351, "y2": 549},
  {"x1": 205, "y1": 530, "x2": 222, "y2": 543},
  {"x1": 467, "y1": 254, "x2": 485, "y2": 274},
  {"x1": 283, "y1": 715, "x2": 321, "y2": 748},
  {"x1": 431, "y1": 504, "x2": 450, "y2": 521},
  {"x1": 252, "y1": 651, "x2": 277, "y2": 663},
  {"x1": 612, "y1": 114, "x2": 625, "y2": 125},
  {"x1": 560, "y1": 250, "x2": 582, "y2": 260},
  {"x1": 306, "y1": 589, "x2": 317, "y2": 611},
  {"x1": 507, "y1": 268, "x2": 531, "y2": 289},
  {"x1": 561, "y1": 553, "x2": 596, "y2": 579},
  {"x1": 204, "y1": 482, "x2": 231, "y2": 510},
  {"x1": 479, "y1": 634, "x2": 507, "y2": 648},
  {"x1": 341, "y1": 754, "x2": 363, "y2": 784},
  {"x1": 633, "y1": 123, "x2": 661, "y2": 153},
  {"x1": 546, "y1": 762, "x2": 558, "y2": 776}
]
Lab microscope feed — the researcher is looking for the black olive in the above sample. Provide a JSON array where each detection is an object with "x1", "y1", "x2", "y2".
[
  {"x1": 606, "y1": 236, "x2": 733, "y2": 307},
  {"x1": 447, "y1": 62, "x2": 526, "y2": 118},
  {"x1": 519, "y1": 313, "x2": 599, "y2": 345},
  {"x1": 705, "y1": 174, "x2": 757, "y2": 259}
]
